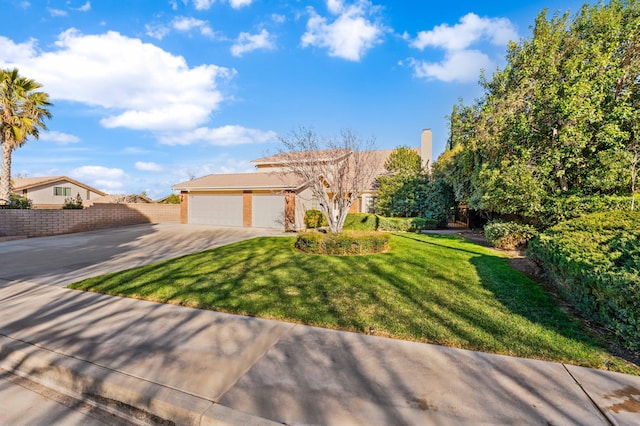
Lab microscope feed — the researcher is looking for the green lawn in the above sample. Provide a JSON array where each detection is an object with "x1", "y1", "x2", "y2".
[{"x1": 69, "y1": 233, "x2": 639, "y2": 374}]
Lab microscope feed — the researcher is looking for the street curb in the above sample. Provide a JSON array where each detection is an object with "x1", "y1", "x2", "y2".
[{"x1": 0, "y1": 335, "x2": 280, "y2": 425}]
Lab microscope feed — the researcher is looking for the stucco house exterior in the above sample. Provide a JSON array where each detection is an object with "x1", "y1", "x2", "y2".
[
  {"x1": 173, "y1": 129, "x2": 433, "y2": 230},
  {"x1": 11, "y1": 176, "x2": 107, "y2": 209}
]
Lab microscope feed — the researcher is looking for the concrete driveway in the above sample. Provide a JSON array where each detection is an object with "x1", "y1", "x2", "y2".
[{"x1": 0, "y1": 223, "x2": 281, "y2": 287}]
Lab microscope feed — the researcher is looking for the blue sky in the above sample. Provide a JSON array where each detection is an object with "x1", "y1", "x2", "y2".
[{"x1": 1, "y1": 0, "x2": 585, "y2": 198}]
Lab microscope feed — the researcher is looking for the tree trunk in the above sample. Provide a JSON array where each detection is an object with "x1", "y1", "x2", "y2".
[{"x1": 0, "y1": 141, "x2": 12, "y2": 205}]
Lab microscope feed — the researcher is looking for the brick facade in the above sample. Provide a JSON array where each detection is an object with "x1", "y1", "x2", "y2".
[
  {"x1": 243, "y1": 192, "x2": 252, "y2": 227},
  {"x1": 0, "y1": 204, "x2": 179, "y2": 238},
  {"x1": 180, "y1": 191, "x2": 189, "y2": 224}
]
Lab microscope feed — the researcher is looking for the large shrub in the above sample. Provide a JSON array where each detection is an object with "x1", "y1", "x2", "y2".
[
  {"x1": 484, "y1": 220, "x2": 538, "y2": 250},
  {"x1": 303, "y1": 209, "x2": 328, "y2": 229},
  {"x1": 295, "y1": 231, "x2": 390, "y2": 256},
  {"x1": 4, "y1": 194, "x2": 32, "y2": 209},
  {"x1": 529, "y1": 211, "x2": 640, "y2": 350}
]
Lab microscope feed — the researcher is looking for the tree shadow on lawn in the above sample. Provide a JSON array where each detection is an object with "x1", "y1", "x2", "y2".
[
  {"x1": 72, "y1": 234, "x2": 638, "y2": 373},
  {"x1": 392, "y1": 233, "x2": 639, "y2": 372}
]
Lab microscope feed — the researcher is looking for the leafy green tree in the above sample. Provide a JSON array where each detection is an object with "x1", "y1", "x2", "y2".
[
  {"x1": 375, "y1": 146, "x2": 427, "y2": 217},
  {"x1": 383, "y1": 146, "x2": 423, "y2": 176},
  {"x1": 440, "y1": 1, "x2": 640, "y2": 224},
  {"x1": 0, "y1": 68, "x2": 51, "y2": 205}
]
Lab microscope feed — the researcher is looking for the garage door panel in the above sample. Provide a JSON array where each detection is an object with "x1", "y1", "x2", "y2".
[
  {"x1": 252, "y1": 194, "x2": 284, "y2": 229},
  {"x1": 189, "y1": 195, "x2": 243, "y2": 227}
]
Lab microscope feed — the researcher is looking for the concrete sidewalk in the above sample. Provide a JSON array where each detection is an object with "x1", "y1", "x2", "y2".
[
  {"x1": 0, "y1": 225, "x2": 639, "y2": 424},
  {"x1": 2, "y1": 280, "x2": 639, "y2": 425}
]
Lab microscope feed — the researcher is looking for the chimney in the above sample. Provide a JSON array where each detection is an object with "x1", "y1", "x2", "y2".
[{"x1": 421, "y1": 129, "x2": 432, "y2": 169}]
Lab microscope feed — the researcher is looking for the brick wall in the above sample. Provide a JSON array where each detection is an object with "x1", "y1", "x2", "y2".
[{"x1": 0, "y1": 204, "x2": 180, "y2": 238}]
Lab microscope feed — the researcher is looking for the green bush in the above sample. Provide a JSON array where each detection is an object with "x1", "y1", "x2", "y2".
[
  {"x1": 303, "y1": 209, "x2": 328, "y2": 229},
  {"x1": 295, "y1": 231, "x2": 390, "y2": 256},
  {"x1": 4, "y1": 194, "x2": 32, "y2": 209},
  {"x1": 529, "y1": 211, "x2": 640, "y2": 350},
  {"x1": 378, "y1": 216, "x2": 436, "y2": 232},
  {"x1": 484, "y1": 220, "x2": 538, "y2": 250},
  {"x1": 343, "y1": 213, "x2": 378, "y2": 231}
]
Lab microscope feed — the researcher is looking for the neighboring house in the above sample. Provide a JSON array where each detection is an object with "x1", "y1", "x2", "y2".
[
  {"x1": 11, "y1": 176, "x2": 106, "y2": 209},
  {"x1": 173, "y1": 129, "x2": 433, "y2": 230}
]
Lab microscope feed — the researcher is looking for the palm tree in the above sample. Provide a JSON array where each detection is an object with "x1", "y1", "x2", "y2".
[{"x1": 0, "y1": 68, "x2": 52, "y2": 205}]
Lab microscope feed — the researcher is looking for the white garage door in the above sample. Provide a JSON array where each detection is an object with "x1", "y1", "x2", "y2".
[
  {"x1": 252, "y1": 194, "x2": 285, "y2": 229},
  {"x1": 189, "y1": 194, "x2": 243, "y2": 227}
]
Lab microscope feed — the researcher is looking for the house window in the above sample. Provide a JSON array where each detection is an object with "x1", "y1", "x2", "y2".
[{"x1": 54, "y1": 186, "x2": 72, "y2": 197}]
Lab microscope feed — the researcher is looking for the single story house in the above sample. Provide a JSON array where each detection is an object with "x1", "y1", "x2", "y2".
[
  {"x1": 11, "y1": 176, "x2": 106, "y2": 209},
  {"x1": 173, "y1": 129, "x2": 432, "y2": 230}
]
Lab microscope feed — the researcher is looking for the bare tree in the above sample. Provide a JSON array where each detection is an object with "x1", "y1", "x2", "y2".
[{"x1": 278, "y1": 127, "x2": 380, "y2": 233}]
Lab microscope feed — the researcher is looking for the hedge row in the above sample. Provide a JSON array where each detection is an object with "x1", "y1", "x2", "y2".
[
  {"x1": 304, "y1": 210, "x2": 439, "y2": 232},
  {"x1": 528, "y1": 211, "x2": 640, "y2": 350},
  {"x1": 377, "y1": 216, "x2": 437, "y2": 232},
  {"x1": 295, "y1": 231, "x2": 391, "y2": 256},
  {"x1": 343, "y1": 213, "x2": 378, "y2": 231}
]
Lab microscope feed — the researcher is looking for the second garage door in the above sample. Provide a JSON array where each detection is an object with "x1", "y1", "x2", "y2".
[
  {"x1": 189, "y1": 194, "x2": 243, "y2": 227},
  {"x1": 252, "y1": 194, "x2": 285, "y2": 228}
]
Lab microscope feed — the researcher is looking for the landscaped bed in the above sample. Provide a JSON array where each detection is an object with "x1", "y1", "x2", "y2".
[{"x1": 68, "y1": 233, "x2": 639, "y2": 375}]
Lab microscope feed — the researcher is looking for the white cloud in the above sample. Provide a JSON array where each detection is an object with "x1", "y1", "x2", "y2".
[
  {"x1": 40, "y1": 130, "x2": 80, "y2": 144},
  {"x1": 48, "y1": 8, "x2": 67, "y2": 17},
  {"x1": 157, "y1": 125, "x2": 277, "y2": 146},
  {"x1": 0, "y1": 36, "x2": 36, "y2": 64},
  {"x1": 410, "y1": 50, "x2": 495, "y2": 83},
  {"x1": 146, "y1": 16, "x2": 216, "y2": 40},
  {"x1": 272, "y1": 14, "x2": 286, "y2": 24},
  {"x1": 408, "y1": 13, "x2": 517, "y2": 83},
  {"x1": 327, "y1": 0, "x2": 344, "y2": 14},
  {"x1": 122, "y1": 147, "x2": 150, "y2": 154},
  {"x1": 228, "y1": 0, "x2": 252, "y2": 8},
  {"x1": 76, "y1": 2, "x2": 91, "y2": 12},
  {"x1": 145, "y1": 23, "x2": 171, "y2": 40},
  {"x1": 0, "y1": 30, "x2": 235, "y2": 132},
  {"x1": 189, "y1": 0, "x2": 252, "y2": 10},
  {"x1": 193, "y1": 0, "x2": 215, "y2": 9},
  {"x1": 411, "y1": 13, "x2": 517, "y2": 51},
  {"x1": 172, "y1": 16, "x2": 214, "y2": 37},
  {"x1": 231, "y1": 29, "x2": 274, "y2": 57},
  {"x1": 135, "y1": 161, "x2": 164, "y2": 172},
  {"x1": 70, "y1": 165, "x2": 128, "y2": 192},
  {"x1": 301, "y1": 0, "x2": 386, "y2": 61}
]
